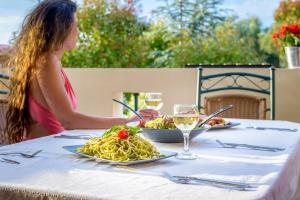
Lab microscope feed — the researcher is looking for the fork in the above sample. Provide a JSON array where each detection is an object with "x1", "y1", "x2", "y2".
[
  {"x1": 0, "y1": 158, "x2": 20, "y2": 164},
  {"x1": 162, "y1": 171, "x2": 256, "y2": 191},
  {"x1": 53, "y1": 134, "x2": 92, "y2": 140},
  {"x1": 114, "y1": 166, "x2": 256, "y2": 191},
  {"x1": 0, "y1": 150, "x2": 42, "y2": 158},
  {"x1": 216, "y1": 139, "x2": 285, "y2": 152},
  {"x1": 246, "y1": 126, "x2": 298, "y2": 132}
]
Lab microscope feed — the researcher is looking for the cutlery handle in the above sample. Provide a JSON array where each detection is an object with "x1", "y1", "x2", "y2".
[
  {"x1": 268, "y1": 128, "x2": 298, "y2": 132},
  {"x1": 237, "y1": 144, "x2": 284, "y2": 151},
  {"x1": 174, "y1": 175, "x2": 255, "y2": 188},
  {"x1": 112, "y1": 99, "x2": 143, "y2": 120}
]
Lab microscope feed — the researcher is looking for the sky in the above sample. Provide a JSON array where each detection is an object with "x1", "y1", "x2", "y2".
[{"x1": 0, "y1": 0, "x2": 281, "y2": 44}]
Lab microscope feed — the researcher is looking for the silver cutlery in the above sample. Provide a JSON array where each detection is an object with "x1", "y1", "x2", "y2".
[
  {"x1": 0, "y1": 158, "x2": 20, "y2": 164},
  {"x1": 246, "y1": 126, "x2": 298, "y2": 132},
  {"x1": 216, "y1": 139, "x2": 285, "y2": 152},
  {"x1": 167, "y1": 174, "x2": 256, "y2": 191},
  {"x1": 172, "y1": 174, "x2": 254, "y2": 188},
  {"x1": 197, "y1": 105, "x2": 234, "y2": 127},
  {"x1": 112, "y1": 99, "x2": 143, "y2": 120},
  {"x1": 0, "y1": 150, "x2": 42, "y2": 158},
  {"x1": 53, "y1": 134, "x2": 93, "y2": 140},
  {"x1": 114, "y1": 166, "x2": 256, "y2": 191}
]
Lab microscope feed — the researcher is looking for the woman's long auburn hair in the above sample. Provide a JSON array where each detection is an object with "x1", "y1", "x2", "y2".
[{"x1": 5, "y1": 0, "x2": 77, "y2": 143}]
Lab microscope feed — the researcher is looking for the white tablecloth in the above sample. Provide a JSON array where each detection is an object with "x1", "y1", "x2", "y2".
[{"x1": 0, "y1": 119, "x2": 300, "y2": 200}]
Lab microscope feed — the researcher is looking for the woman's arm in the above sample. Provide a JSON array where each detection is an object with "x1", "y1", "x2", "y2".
[{"x1": 36, "y1": 54, "x2": 155, "y2": 130}]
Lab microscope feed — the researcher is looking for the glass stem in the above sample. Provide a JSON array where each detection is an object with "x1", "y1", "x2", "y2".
[{"x1": 183, "y1": 131, "x2": 191, "y2": 154}]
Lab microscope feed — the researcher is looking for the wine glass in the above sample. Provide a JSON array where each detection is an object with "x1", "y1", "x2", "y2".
[
  {"x1": 145, "y1": 92, "x2": 163, "y2": 110},
  {"x1": 173, "y1": 104, "x2": 200, "y2": 160}
]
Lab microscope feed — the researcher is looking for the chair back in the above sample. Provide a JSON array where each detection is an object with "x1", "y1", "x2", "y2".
[
  {"x1": 204, "y1": 94, "x2": 267, "y2": 119},
  {"x1": 0, "y1": 99, "x2": 8, "y2": 144},
  {"x1": 0, "y1": 72, "x2": 9, "y2": 144},
  {"x1": 186, "y1": 64, "x2": 275, "y2": 120}
]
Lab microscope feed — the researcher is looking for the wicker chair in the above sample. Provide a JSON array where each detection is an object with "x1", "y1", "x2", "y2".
[
  {"x1": 0, "y1": 99, "x2": 8, "y2": 144},
  {"x1": 204, "y1": 94, "x2": 267, "y2": 119},
  {"x1": 186, "y1": 63, "x2": 275, "y2": 120},
  {"x1": 0, "y1": 71, "x2": 10, "y2": 144}
]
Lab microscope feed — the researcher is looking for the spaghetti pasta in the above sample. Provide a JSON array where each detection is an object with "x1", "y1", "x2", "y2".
[{"x1": 77, "y1": 126, "x2": 163, "y2": 161}]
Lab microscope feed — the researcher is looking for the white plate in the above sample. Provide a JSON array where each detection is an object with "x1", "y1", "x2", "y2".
[
  {"x1": 63, "y1": 145, "x2": 177, "y2": 165},
  {"x1": 209, "y1": 122, "x2": 240, "y2": 130}
]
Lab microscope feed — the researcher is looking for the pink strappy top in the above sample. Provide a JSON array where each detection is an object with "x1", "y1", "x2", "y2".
[{"x1": 28, "y1": 69, "x2": 77, "y2": 135}]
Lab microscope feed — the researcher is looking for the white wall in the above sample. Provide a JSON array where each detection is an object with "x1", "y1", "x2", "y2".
[{"x1": 65, "y1": 68, "x2": 300, "y2": 123}]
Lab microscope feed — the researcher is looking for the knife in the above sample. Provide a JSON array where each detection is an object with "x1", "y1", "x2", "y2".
[
  {"x1": 173, "y1": 175, "x2": 257, "y2": 188},
  {"x1": 53, "y1": 134, "x2": 92, "y2": 140},
  {"x1": 246, "y1": 126, "x2": 298, "y2": 132}
]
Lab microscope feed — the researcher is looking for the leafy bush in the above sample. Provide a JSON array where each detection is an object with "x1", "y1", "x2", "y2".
[{"x1": 62, "y1": 0, "x2": 280, "y2": 68}]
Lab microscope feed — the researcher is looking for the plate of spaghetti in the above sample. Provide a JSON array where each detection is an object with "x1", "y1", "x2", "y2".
[{"x1": 63, "y1": 125, "x2": 176, "y2": 165}]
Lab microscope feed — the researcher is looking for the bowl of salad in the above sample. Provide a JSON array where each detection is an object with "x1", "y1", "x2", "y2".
[{"x1": 139, "y1": 116, "x2": 208, "y2": 143}]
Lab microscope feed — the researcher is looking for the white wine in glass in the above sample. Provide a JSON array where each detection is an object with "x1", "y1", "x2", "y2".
[
  {"x1": 145, "y1": 93, "x2": 163, "y2": 110},
  {"x1": 173, "y1": 104, "x2": 199, "y2": 160}
]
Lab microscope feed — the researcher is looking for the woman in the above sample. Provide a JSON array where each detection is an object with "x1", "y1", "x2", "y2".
[{"x1": 5, "y1": 0, "x2": 158, "y2": 143}]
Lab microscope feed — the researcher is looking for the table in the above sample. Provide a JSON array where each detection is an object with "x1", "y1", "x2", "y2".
[{"x1": 0, "y1": 119, "x2": 300, "y2": 200}]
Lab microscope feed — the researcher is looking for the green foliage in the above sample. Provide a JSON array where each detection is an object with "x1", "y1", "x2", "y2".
[
  {"x1": 259, "y1": 31, "x2": 280, "y2": 67},
  {"x1": 274, "y1": 0, "x2": 300, "y2": 24},
  {"x1": 62, "y1": 0, "x2": 281, "y2": 68},
  {"x1": 283, "y1": 33, "x2": 300, "y2": 46},
  {"x1": 123, "y1": 92, "x2": 134, "y2": 116},
  {"x1": 153, "y1": 0, "x2": 227, "y2": 38},
  {"x1": 62, "y1": 0, "x2": 149, "y2": 68},
  {"x1": 102, "y1": 125, "x2": 141, "y2": 137},
  {"x1": 122, "y1": 92, "x2": 147, "y2": 116},
  {"x1": 141, "y1": 17, "x2": 273, "y2": 67},
  {"x1": 141, "y1": 21, "x2": 177, "y2": 67}
]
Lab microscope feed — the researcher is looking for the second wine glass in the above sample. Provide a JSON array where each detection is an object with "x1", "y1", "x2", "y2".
[
  {"x1": 145, "y1": 93, "x2": 163, "y2": 110},
  {"x1": 173, "y1": 104, "x2": 199, "y2": 160}
]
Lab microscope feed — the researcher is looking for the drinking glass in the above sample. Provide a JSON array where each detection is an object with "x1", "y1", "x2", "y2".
[
  {"x1": 173, "y1": 104, "x2": 199, "y2": 160},
  {"x1": 145, "y1": 93, "x2": 163, "y2": 110}
]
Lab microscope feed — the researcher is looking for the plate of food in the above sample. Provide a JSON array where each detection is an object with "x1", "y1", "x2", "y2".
[
  {"x1": 206, "y1": 117, "x2": 240, "y2": 130},
  {"x1": 63, "y1": 125, "x2": 176, "y2": 165},
  {"x1": 139, "y1": 116, "x2": 209, "y2": 143}
]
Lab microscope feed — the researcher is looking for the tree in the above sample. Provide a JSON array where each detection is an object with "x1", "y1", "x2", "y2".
[
  {"x1": 141, "y1": 21, "x2": 177, "y2": 67},
  {"x1": 274, "y1": 0, "x2": 300, "y2": 24},
  {"x1": 170, "y1": 17, "x2": 269, "y2": 67},
  {"x1": 62, "y1": 0, "x2": 277, "y2": 68},
  {"x1": 153, "y1": 0, "x2": 227, "y2": 38},
  {"x1": 62, "y1": 0, "x2": 149, "y2": 68}
]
